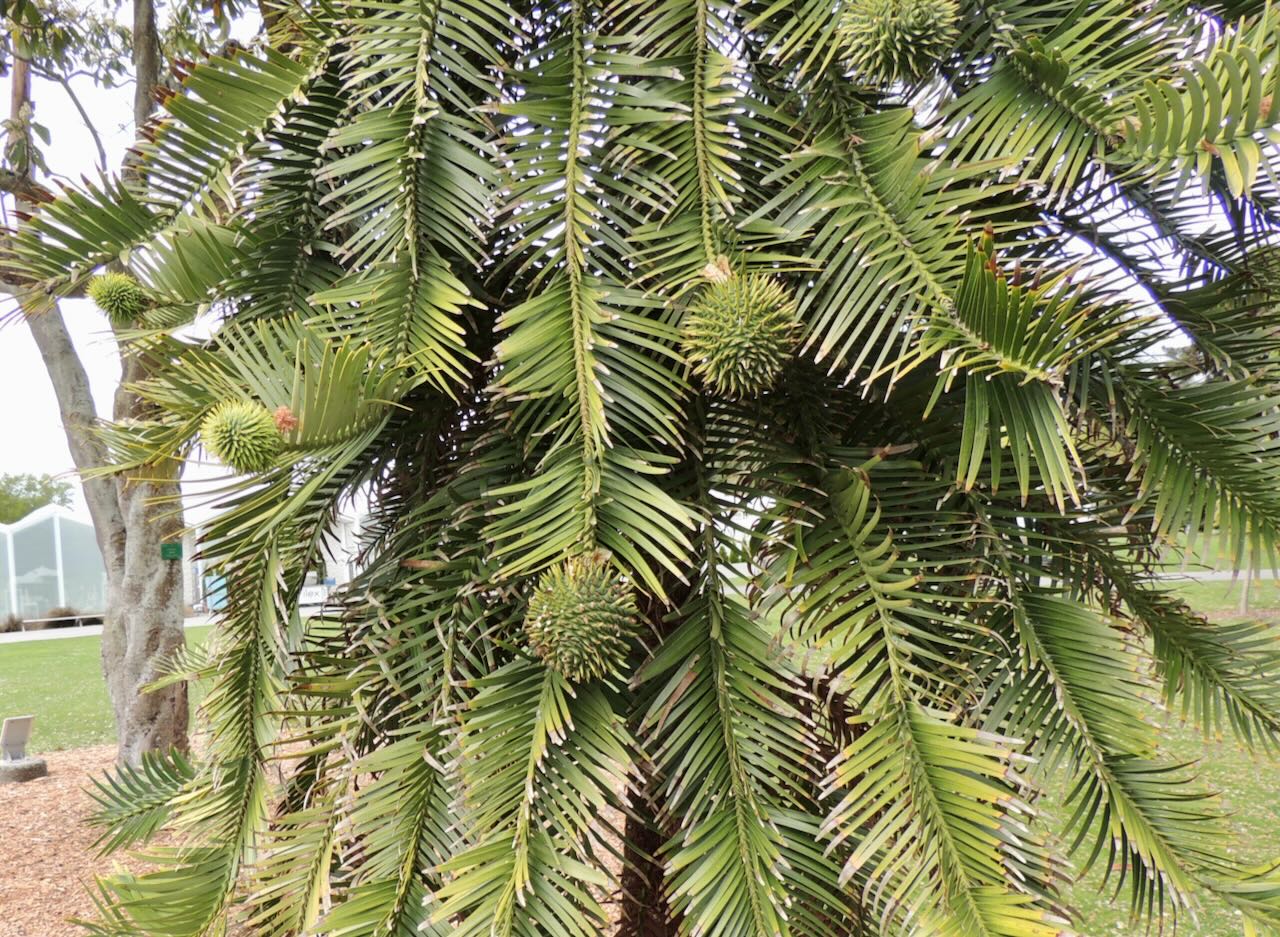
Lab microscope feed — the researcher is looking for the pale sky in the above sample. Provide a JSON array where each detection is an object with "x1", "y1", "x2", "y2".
[
  {"x1": 0, "y1": 72, "x2": 136, "y2": 516},
  {"x1": 0, "y1": 9, "x2": 262, "y2": 524}
]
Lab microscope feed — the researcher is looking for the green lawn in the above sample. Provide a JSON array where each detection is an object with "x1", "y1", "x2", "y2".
[
  {"x1": 0, "y1": 625, "x2": 210, "y2": 751},
  {"x1": 1041, "y1": 716, "x2": 1280, "y2": 935},
  {"x1": 1042, "y1": 577, "x2": 1280, "y2": 935},
  {"x1": 1171, "y1": 576, "x2": 1280, "y2": 620}
]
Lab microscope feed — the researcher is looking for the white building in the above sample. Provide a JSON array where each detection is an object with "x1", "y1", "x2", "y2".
[
  {"x1": 186, "y1": 512, "x2": 364, "y2": 612},
  {"x1": 0, "y1": 505, "x2": 364, "y2": 620},
  {"x1": 0, "y1": 505, "x2": 106, "y2": 618}
]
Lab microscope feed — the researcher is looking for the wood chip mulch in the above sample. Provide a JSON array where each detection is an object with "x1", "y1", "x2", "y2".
[
  {"x1": 0, "y1": 745, "x2": 121, "y2": 937},
  {"x1": 0, "y1": 745, "x2": 631, "y2": 936}
]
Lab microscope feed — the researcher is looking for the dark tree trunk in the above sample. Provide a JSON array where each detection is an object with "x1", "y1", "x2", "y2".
[
  {"x1": 618, "y1": 573, "x2": 689, "y2": 936},
  {"x1": 617, "y1": 782, "x2": 677, "y2": 937}
]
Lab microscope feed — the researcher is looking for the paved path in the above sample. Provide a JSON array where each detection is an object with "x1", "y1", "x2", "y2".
[
  {"x1": 1155, "y1": 569, "x2": 1277, "y2": 581},
  {"x1": 0, "y1": 615, "x2": 213, "y2": 646}
]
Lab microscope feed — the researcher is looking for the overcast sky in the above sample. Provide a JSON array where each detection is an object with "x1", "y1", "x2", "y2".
[
  {"x1": 0, "y1": 4, "x2": 267, "y2": 524},
  {"x1": 0, "y1": 72, "x2": 136, "y2": 516}
]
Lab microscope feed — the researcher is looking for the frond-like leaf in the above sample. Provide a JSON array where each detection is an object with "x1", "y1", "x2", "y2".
[{"x1": 87, "y1": 749, "x2": 198, "y2": 856}]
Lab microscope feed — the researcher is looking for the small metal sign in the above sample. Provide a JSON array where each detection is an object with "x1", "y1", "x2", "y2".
[{"x1": 161, "y1": 542, "x2": 183, "y2": 561}]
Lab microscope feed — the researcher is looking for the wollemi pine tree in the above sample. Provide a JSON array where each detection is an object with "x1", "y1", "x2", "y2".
[{"x1": 12, "y1": 0, "x2": 1280, "y2": 934}]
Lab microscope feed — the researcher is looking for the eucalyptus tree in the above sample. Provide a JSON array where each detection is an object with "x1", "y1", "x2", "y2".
[
  {"x1": 0, "y1": 471, "x2": 71, "y2": 523},
  {"x1": 19, "y1": 0, "x2": 1280, "y2": 934},
  {"x1": 0, "y1": 0, "x2": 248, "y2": 763}
]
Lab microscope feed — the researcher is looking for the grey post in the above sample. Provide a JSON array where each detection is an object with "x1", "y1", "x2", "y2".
[
  {"x1": 0, "y1": 715, "x2": 47, "y2": 782},
  {"x1": 1, "y1": 715, "x2": 33, "y2": 760}
]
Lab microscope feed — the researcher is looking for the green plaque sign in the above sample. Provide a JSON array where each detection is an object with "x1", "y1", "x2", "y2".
[{"x1": 161, "y1": 542, "x2": 183, "y2": 561}]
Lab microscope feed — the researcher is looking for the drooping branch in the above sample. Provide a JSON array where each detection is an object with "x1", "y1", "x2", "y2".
[
  {"x1": 52, "y1": 74, "x2": 108, "y2": 170},
  {"x1": 24, "y1": 308, "x2": 127, "y2": 573}
]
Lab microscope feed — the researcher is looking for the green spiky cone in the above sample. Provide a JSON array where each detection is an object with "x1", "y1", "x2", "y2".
[
  {"x1": 524, "y1": 552, "x2": 639, "y2": 683},
  {"x1": 681, "y1": 273, "x2": 801, "y2": 398},
  {"x1": 86, "y1": 272, "x2": 150, "y2": 327},
  {"x1": 201, "y1": 400, "x2": 284, "y2": 474},
  {"x1": 840, "y1": 0, "x2": 959, "y2": 85}
]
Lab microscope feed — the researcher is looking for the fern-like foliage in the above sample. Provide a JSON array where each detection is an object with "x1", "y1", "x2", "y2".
[
  {"x1": 87, "y1": 750, "x2": 197, "y2": 856},
  {"x1": 13, "y1": 0, "x2": 1280, "y2": 935}
]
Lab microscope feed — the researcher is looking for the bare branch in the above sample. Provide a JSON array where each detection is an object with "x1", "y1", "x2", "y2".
[
  {"x1": 52, "y1": 75, "x2": 108, "y2": 171},
  {"x1": 8, "y1": 53, "x2": 125, "y2": 568}
]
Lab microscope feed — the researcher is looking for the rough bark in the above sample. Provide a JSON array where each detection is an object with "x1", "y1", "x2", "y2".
[
  {"x1": 103, "y1": 469, "x2": 188, "y2": 765},
  {"x1": 12, "y1": 2, "x2": 189, "y2": 764},
  {"x1": 26, "y1": 310, "x2": 189, "y2": 764},
  {"x1": 103, "y1": 335, "x2": 190, "y2": 763},
  {"x1": 620, "y1": 582, "x2": 682, "y2": 937},
  {"x1": 618, "y1": 794, "x2": 677, "y2": 937}
]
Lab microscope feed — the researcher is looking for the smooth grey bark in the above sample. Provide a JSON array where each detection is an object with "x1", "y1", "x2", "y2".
[
  {"x1": 13, "y1": 0, "x2": 189, "y2": 764},
  {"x1": 132, "y1": 0, "x2": 161, "y2": 130}
]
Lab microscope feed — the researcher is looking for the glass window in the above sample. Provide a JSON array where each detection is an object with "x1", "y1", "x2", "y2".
[
  {"x1": 59, "y1": 517, "x2": 106, "y2": 613},
  {"x1": 0, "y1": 534, "x2": 11, "y2": 619},
  {"x1": 13, "y1": 517, "x2": 58, "y2": 616}
]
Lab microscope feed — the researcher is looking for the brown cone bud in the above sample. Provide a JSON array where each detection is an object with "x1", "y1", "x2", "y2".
[{"x1": 274, "y1": 405, "x2": 299, "y2": 433}]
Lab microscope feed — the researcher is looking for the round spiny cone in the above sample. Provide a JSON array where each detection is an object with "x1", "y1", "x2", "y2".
[
  {"x1": 680, "y1": 272, "x2": 800, "y2": 398},
  {"x1": 523, "y1": 552, "x2": 639, "y2": 683},
  {"x1": 201, "y1": 400, "x2": 284, "y2": 474},
  {"x1": 87, "y1": 272, "x2": 150, "y2": 327},
  {"x1": 840, "y1": 0, "x2": 959, "y2": 85}
]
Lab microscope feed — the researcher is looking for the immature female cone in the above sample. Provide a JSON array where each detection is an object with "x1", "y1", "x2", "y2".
[
  {"x1": 680, "y1": 261, "x2": 801, "y2": 398},
  {"x1": 86, "y1": 272, "x2": 150, "y2": 327},
  {"x1": 840, "y1": 0, "x2": 959, "y2": 84},
  {"x1": 201, "y1": 400, "x2": 284, "y2": 474},
  {"x1": 273, "y1": 405, "x2": 299, "y2": 434},
  {"x1": 523, "y1": 552, "x2": 639, "y2": 683}
]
